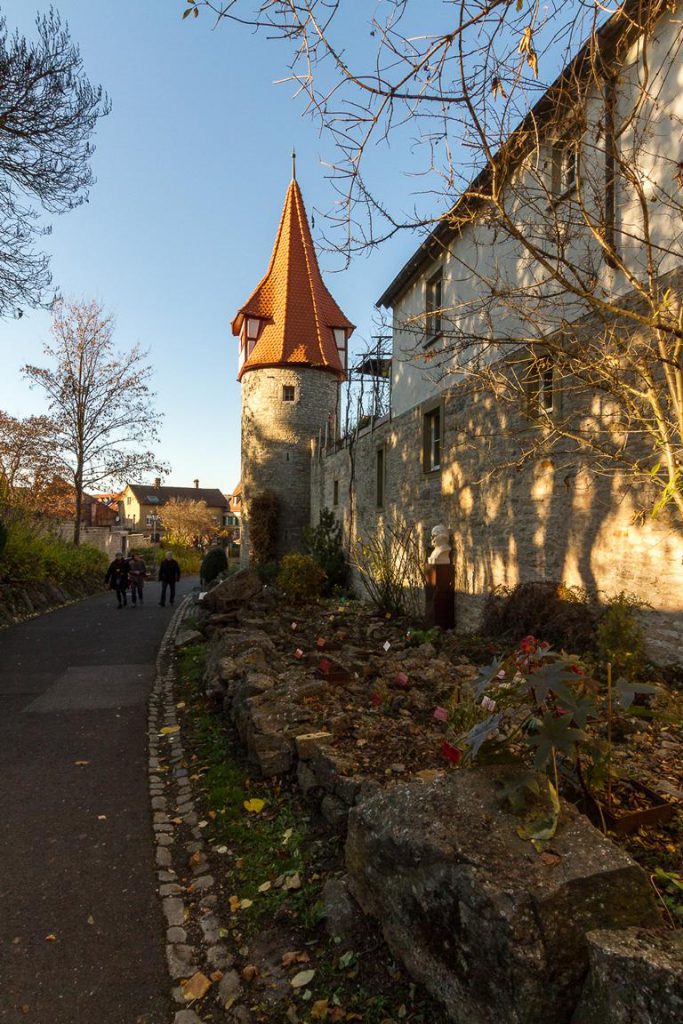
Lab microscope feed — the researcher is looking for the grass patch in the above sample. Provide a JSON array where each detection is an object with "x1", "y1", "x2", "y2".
[
  {"x1": 176, "y1": 644, "x2": 309, "y2": 923},
  {"x1": 174, "y1": 640, "x2": 450, "y2": 1024}
]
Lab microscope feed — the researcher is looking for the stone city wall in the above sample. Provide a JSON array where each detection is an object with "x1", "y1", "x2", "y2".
[{"x1": 311, "y1": 382, "x2": 683, "y2": 665}]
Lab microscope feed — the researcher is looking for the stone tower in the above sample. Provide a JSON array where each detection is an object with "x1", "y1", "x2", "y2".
[{"x1": 232, "y1": 172, "x2": 354, "y2": 565}]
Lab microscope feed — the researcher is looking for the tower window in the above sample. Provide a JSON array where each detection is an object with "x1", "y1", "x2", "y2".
[
  {"x1": 333, "y1": 479, "x2": 339, "y2": 506},
  {"x1": 282, "y1": 385, "x2": 295, "y2": 402},
  {"x1": 334, "y1": 328, "x2": 347, "y2": 369}
]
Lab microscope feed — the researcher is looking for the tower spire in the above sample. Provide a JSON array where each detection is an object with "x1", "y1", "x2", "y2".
[{"x1": 291, "y1": 146, "x2": 296, "y2": 181}]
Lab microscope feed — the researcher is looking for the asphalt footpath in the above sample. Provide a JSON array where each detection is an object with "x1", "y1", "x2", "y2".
[{"x1": 0, "y1": 576, "x2": 197, "y2": 1024}]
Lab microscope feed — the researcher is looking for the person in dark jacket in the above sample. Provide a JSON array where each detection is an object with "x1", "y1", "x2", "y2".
[
  {"x1": 105, "y1": 552, "x2": 130, "y2": 609},
  {"x1": 158, "y1": 551, "x2": 181, "y2": 607},
  {"x1": 128, "y1": 552, "x2": 147, "y2": 606}
]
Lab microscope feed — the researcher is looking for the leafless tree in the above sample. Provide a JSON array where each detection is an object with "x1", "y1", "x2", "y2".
[
  {"x1": 185, "y1": 0, "x2": 683, "y2": 524},
  {"x1": 0, "y1": 9, "x2": 110, "y2": 316},
  {"x1": 23, "y1": 299, "x2": 166, "y2": 544}
]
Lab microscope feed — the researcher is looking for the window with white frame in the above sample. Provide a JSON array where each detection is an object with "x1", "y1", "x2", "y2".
[
  {"x1": 537, "y1": 355, "x2": 555, "y2": 412},
  {"x1": 423, "y1": 405, "x2": 442, "y2": 472},
  {"x1": 527, "y1": 354, "x2": 556, "y2": 414},
  {"x1": 426, "y1": 268, "x2": 443, "y2": 340},
  {"x1": 333, "y1": 327, "x2": 347, "y2": 369},
  {"x1": 552, "y1": 139, "x2": 577, "y2": 197}
]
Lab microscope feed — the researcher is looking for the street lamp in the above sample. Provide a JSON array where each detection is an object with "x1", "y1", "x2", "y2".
[{"x1": 150, "y1": 512, "x2": 159, "y2": 543}]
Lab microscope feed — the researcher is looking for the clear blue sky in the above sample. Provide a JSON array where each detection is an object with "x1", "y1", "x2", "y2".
[{"x1": 0, "y1": 0, "x2": 417, "y2": 493}]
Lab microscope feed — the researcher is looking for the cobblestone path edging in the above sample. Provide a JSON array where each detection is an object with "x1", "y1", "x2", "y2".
[{"x1": 149, "y1": 598, "x2": 246, "y2": 1024}]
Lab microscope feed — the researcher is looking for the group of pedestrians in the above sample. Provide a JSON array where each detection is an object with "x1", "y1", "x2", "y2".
[{"x1": 104, "y1": 551, "x2": 181, "y2": 609}]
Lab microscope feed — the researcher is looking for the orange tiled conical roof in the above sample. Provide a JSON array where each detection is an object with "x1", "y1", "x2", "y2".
[{"x1": 232, "y1": 178, "x2": 354, "y2": 381}]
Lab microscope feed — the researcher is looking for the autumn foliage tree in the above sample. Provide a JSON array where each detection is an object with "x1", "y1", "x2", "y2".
[
  {"x1": 0, "y1": 411, "x2": 66, "y2": 517},
  {"x1": 23, "y1": 299, "x2": 165, "y2": 545},
  {"x1": 159, "y1": 498, "x2": 219, "y2": 547}
]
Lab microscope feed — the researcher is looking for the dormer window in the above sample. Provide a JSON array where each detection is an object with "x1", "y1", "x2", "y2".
[
  {"x1": 333, "y1": 328, "x2": 347, "y2": 369},
  {"x1": 243, "y1": 317, "x2": 260, "y2": 359}
]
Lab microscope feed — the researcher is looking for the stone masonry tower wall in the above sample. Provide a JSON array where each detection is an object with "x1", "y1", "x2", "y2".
[
  {"x1": 241, "y1": 367, "x2": 338, "y2": 563},
  {"x1": 232, "y1": 175, "x2": 354, "y2": 567}
]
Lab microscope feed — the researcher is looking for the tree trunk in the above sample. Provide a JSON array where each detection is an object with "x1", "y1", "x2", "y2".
[{"x1": 73, "y1": 471, "x2": 83, "y2": 546}]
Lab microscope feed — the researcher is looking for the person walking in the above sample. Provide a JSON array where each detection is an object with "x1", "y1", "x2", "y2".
[
  {"x1": 158, "y1": 551, "x2": 181, "y2": 607},
  {"x1": 128, "y1": 551, "x2": 147, "y2": 606},
  {"x1": 105, "y1": 552, "x2": 130, "y2": 609}
]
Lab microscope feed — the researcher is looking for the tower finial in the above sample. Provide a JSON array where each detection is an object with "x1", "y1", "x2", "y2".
[{"x1": 292, "y1": 146, "x2": 296, "y2": 181}]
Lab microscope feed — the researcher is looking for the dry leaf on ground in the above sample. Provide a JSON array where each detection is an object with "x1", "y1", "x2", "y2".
[
  {"x1": 181, "y1": 971, "x2": 212, "y2": 1001},
  {"x1": 291, "y1": 969, "x2": 315, "y2": 989},
  {"x1": 243, "y1": 798, "x2": 265, "y2": 813},
  {"x1": 282, "y1": 950, "x2": 310, "y2": 967}
]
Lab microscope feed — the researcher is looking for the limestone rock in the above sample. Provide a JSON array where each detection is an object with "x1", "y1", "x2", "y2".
[
  {"x1": 174, "y1": 628, "x2": 203, "y2": 650},
  {"x1": 231, "y1": 675, "x2": 317, "y2": 777},
  {"x1": 296, "y1": 731, "x2": 334, "y2": 760},
  {"x1": 198, "y1": 568, "x2": 262, "y2": 614},
  {"x1": 572, "y1": 928, "x2": 683, "y2": 1024},
  {"x1": 345, "y1": 768, "x2": 660, "y2": 1024},
  {"x1": 323, "y1": 875, "x2": 365, "y2": 945},
  {"x1": 298, "y1": 741, "x2": 377, "y2": 813}
]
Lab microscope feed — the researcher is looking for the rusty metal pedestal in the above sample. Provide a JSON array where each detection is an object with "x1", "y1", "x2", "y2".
[{"x1": 425, "y1": 564, "x2": 455, "y2": 630}]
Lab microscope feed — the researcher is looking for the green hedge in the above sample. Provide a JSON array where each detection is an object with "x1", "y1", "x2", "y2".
[{"x1": 0, "y1": 520, "x2": 108, "y2": 584}]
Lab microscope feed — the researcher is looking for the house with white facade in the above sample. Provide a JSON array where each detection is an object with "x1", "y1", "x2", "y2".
[{"x1": 311, "y1": 0, "x2": 683, "y2": 662}]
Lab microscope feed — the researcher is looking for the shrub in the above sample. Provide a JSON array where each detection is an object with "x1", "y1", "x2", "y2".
[
  {"x1": 481, "y1": 581, "x2": 598, "y2": 653},
  {"x1": 200, "y1": 546, "x2": 228, "y2": 586},
  {"x1": 596, "y1": 592, "x2": 647, "y2": 682},
  {"x1": 249, "y1": 490, "x2": 279, "y2": 565},
  {"x1": 256, "y1": 560, "x2": 280, "y2": 586},
  {"x1": 352, "y1": 519, "x2": 425, "y2": 618},
  {"x1": 303, "y1": 508, "x2": 348, "y2": 594},
  {"x1": 437, "y1": 635, "x2": 659, "y2": 846},
  {"x1": 276, "y1": 553, "x2": 326, "y2": 601},
  {"x1": 156, "y1": 545, "x2": 202, "y2": 576},
  {"x1": 0, "y1": 519, "x2": 108, "y2": 583}
]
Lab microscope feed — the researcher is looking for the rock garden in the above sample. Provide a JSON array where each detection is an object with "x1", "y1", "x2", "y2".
[{"x1": 163, "y1": 562, "x2": 682, "y2": 1024}]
